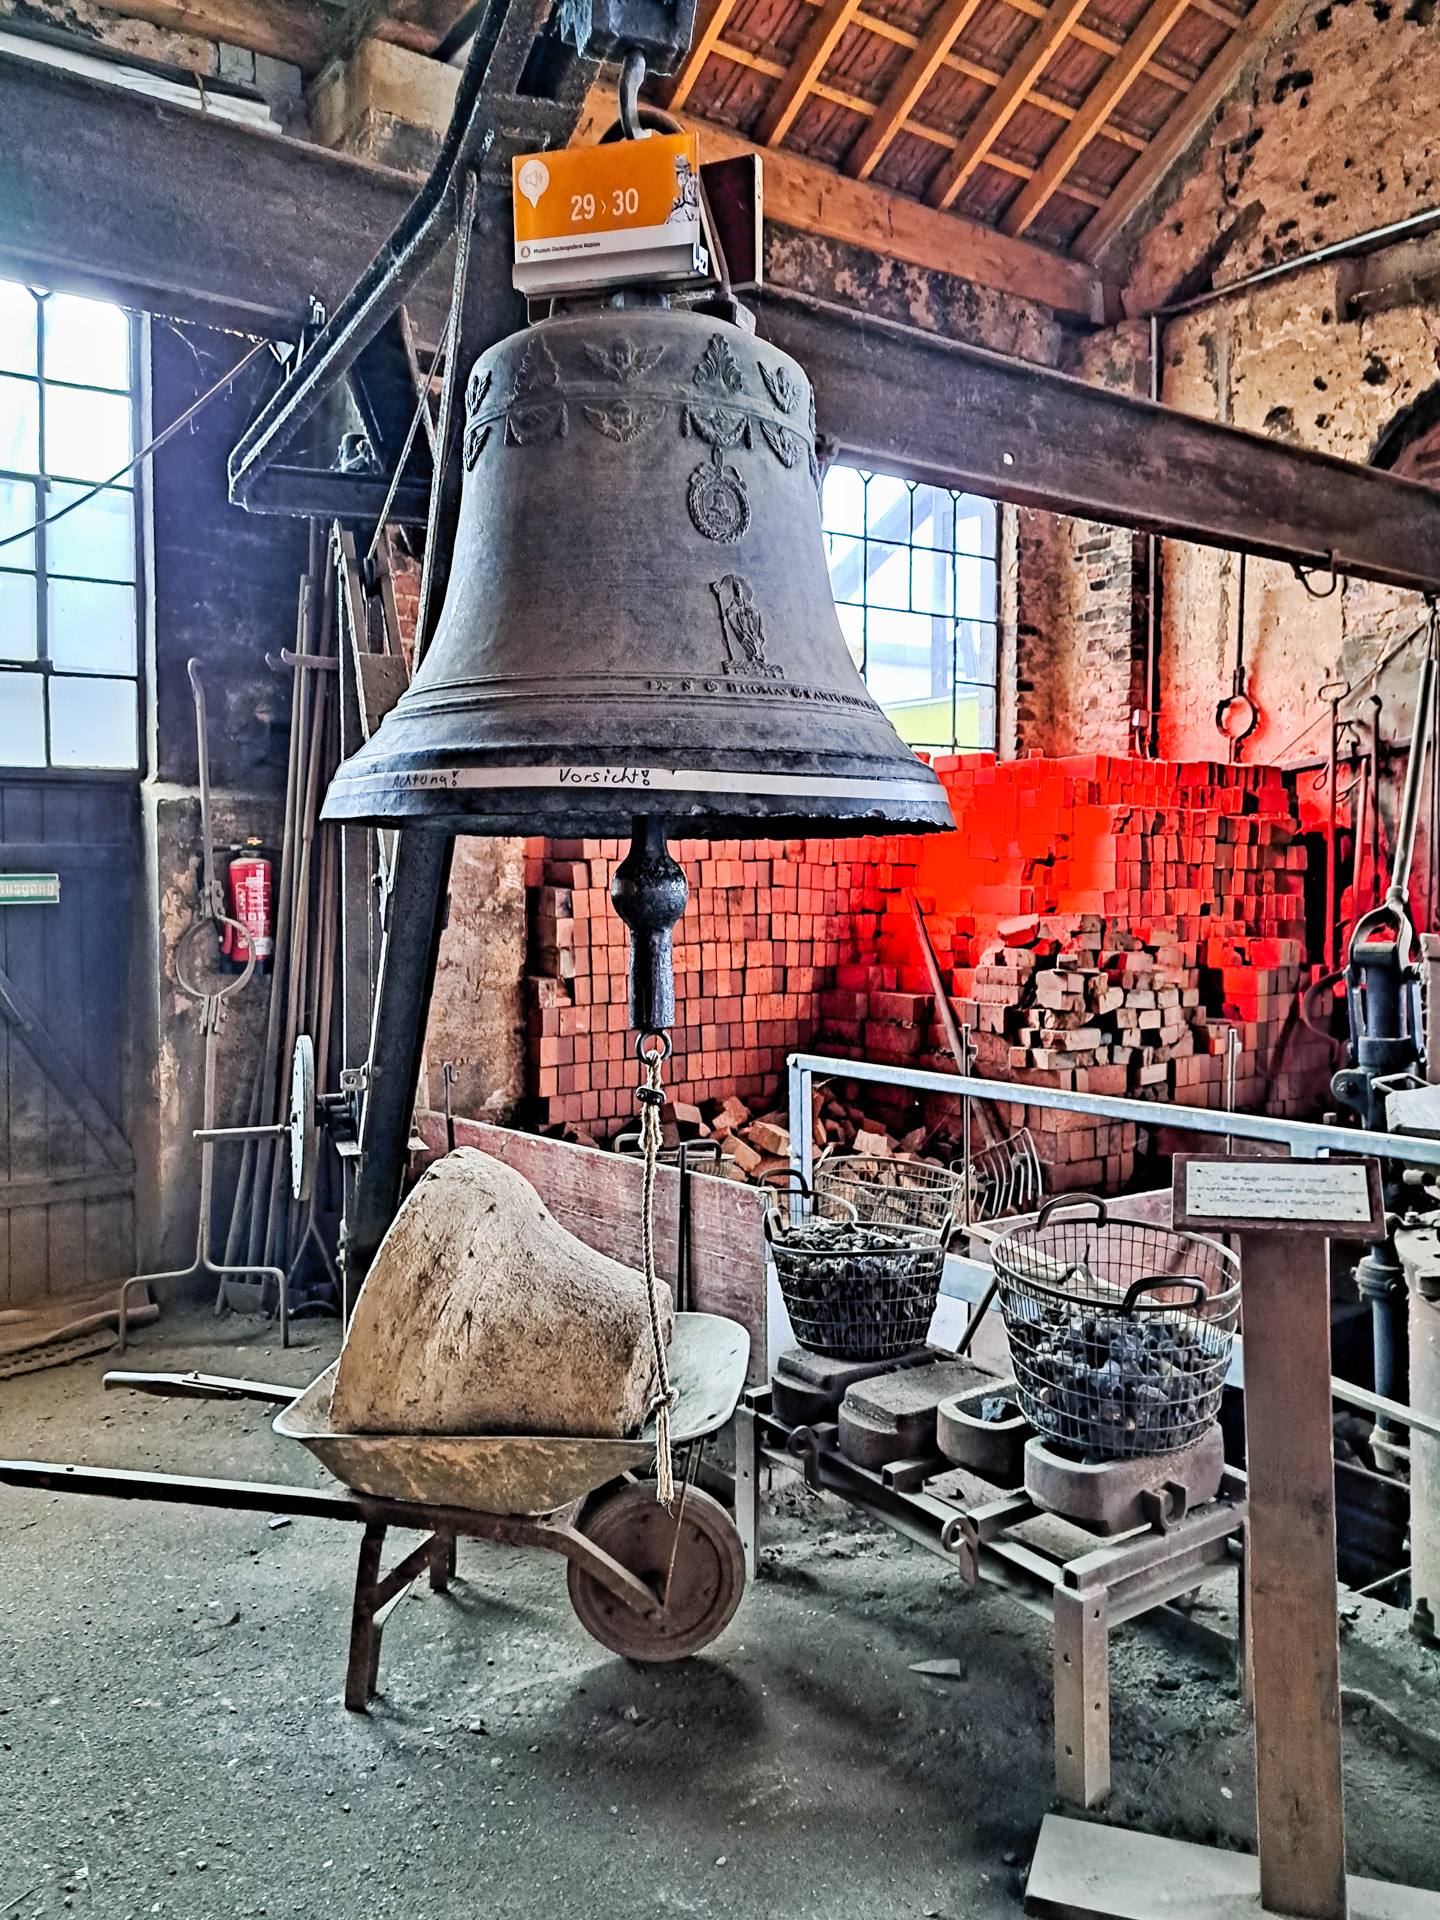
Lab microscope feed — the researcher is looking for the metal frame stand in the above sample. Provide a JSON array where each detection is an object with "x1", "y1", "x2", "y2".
[{"x1": 736, "y1": 1391, "x2": 1246, "y2": 1809}]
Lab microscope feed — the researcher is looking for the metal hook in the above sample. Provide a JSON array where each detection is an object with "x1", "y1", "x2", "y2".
[
  {"x1": 1294, "y1": 551, "x2": 1342, "y2": 599},
  {"x1": 618, "y1": 47, "x2": 646, "y2": 140}
]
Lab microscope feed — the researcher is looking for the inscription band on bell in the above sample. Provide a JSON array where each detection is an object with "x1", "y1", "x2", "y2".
[{"x1": 345, "y1": 766, "x2": 944, "y2": 802}]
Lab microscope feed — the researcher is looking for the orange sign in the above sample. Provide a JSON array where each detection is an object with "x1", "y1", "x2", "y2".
[{"x1": 512, "y1": 134, "x2": 706, "y2": 296}]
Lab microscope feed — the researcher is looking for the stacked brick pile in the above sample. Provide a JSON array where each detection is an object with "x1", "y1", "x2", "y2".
[
  {"x1": 523, "y1": 755, "x2": 1335, "y2": 1164},
  {"x1": 841, "y1": 755, "x2": 1332, "y2": 1118},
  {"x1": 525, "y1": 836, "x2": 854, "y2": 1135}
]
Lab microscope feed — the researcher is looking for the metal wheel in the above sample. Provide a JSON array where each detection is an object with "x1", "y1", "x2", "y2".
[{"x1": 567, "y1": 1481, "x2": 745, "y2": 1661}]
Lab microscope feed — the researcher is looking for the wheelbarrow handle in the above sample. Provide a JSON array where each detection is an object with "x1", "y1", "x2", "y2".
[{"x1": 104, "y1": 1369, "x2": 300, "y2": 1406}]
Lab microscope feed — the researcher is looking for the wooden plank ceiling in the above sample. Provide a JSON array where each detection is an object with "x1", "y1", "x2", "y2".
[{"x1": 656, "y1": 0, "x2": 1298, "y2": 261}]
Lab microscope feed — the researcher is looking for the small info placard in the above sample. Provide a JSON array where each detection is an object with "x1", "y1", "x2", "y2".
[{"x1": 1179, "y1": 1156, "x2": 1379, "y2": 1229}]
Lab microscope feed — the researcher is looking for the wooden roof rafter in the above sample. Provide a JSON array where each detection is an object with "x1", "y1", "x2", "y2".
[{"x1": 665, "y1": 0, "x2": 1300, "y2": 266}]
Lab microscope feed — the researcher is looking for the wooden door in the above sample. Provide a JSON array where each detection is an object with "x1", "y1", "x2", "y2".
[{"x1": 0, "y1": 779, "x2": 137, "y2": 1304}]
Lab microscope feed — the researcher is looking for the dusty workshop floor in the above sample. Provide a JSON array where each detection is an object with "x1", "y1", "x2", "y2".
[{"x1": 2, "y1": 1306, "x2": 1439, "y2": 1920}]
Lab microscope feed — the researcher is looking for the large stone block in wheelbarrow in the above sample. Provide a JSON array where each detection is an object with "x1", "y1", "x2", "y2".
[
  {"x1": 332, "y1": 1148, "x2": 672, "y2": 1438},
  {"x1": 838, "y1": 1358, "x2": 996, "y2": 1469}
]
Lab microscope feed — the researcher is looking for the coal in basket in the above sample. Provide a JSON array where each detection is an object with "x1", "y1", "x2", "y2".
[
  {"x1": 765, "y1": 1172, "x2": 951, "y2": 1361},
  {"x1": 990, "y1": 1194, "x2": 1239, "y2": 1459}
]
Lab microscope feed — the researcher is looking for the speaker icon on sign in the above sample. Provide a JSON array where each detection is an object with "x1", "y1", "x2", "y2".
[{"x1": 518, "y1": 159, "x2": 550, "y2": 208}]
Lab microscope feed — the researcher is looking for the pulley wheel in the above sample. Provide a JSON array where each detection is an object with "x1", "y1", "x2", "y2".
[{"x1": 568, "y1": 1481, "x2": 745, "y2": 1661}]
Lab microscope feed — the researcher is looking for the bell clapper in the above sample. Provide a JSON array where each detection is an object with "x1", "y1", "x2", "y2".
[{"x1": 611, "y1": 814, "x2": 688, "y2": 1034}]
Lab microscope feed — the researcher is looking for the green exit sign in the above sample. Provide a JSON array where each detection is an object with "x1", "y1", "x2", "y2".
[{"x1": 0, "y1": 874, "x2": 60, "y2": 905}]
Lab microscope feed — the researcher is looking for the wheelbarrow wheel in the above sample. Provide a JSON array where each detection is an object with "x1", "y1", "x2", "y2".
[{"x1": 568, "y1": 1481, "x2": 745, "y2": 1661}]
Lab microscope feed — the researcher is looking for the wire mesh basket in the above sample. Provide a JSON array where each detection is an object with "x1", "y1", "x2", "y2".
[
  {"x1": 765, "y1": 1175, "x2": 951, "y2": 1361},
  {"x1": 957, "y1": 1128, "x2": 1043, "y2": 1225},
  {"x1": 990, "y1": 1194, "x2": 1239, "y2": 1459},
  {"x1": 814, "y1": 1153, "x2": 963, "y2": 1233}
]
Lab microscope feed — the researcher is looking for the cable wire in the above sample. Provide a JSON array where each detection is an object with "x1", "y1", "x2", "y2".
[{"x1": 0, "y1": 336, "x2": 269, "y2": 554}]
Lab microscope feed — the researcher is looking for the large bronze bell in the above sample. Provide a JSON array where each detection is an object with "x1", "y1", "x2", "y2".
[
  {"x1": 322, "y1": 301, "x2": 952, "y2": 841},
  {"x1": 322, "y1": 298, "x2": 951, "y2": 1030}
]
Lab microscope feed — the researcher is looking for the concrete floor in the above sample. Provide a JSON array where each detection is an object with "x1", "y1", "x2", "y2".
[{"x1": 2, "y1": 1305, "x2": 1439, "y2": 1920}]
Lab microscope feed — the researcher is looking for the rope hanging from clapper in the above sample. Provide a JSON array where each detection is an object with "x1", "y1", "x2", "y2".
[{"x1": 636, "y1": 1038, "x2": 678, "y2": 1505}]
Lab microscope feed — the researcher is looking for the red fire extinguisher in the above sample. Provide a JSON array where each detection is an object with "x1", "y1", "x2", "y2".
[{"x1": 223, "y1": 843, "x2": 274, "y2": 968}]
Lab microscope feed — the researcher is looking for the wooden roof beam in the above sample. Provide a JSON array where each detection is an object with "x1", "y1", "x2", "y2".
[
  {"x1": 756, "y1": 0, "x2": 864, "y2": 144},
  {"x1": 923, "y1": 0, "x2": 1090, "y2": 209},
  {"x1": 656, "y1": 0, "x2": 737, "y2": 108},
  {"x1": 999, "y1": 0, "x2": 1190, "y2": 235},
  {"x1": 1072, "y1": 0, "x2": 1309, "y2": 261},
  {"x1": 842, "y1": 0, "x2": 984, "y2": 180},
  {"x1": 89, "y1": 0, "x2": 332, "y2": 71}
]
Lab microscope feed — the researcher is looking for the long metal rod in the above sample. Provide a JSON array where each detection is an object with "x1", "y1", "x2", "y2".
[
  {"x1": 786, "y1": 1051, "x2": 1440, "y2": 1167},
  {"x1": 1388, "y1": 642, "x2": 1436, "y2": 903},
  {"x1": 1151, "y1": 202, "x2": 1440, "y2": 319},
  {"x1": 413, "y1": 168, "x2": 479, "y2": 667}
]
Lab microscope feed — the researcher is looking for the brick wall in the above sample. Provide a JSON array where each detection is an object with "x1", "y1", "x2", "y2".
[{"x1": 1014, "y1": 512, "x2": 1148, "y2": 757}]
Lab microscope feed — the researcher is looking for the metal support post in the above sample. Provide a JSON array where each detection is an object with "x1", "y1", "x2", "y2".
[{"x1": 343, "y1": 831, "x2": 455, "y2": 1295}]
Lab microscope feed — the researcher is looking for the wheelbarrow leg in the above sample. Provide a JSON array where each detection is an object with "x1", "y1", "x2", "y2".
[
  {"x1": 430, "y1": 1528, "x2": 457, "y2": 1593},
  {"x1": 346, "y1": 1520, "x2": 388, "y2": 1712}
]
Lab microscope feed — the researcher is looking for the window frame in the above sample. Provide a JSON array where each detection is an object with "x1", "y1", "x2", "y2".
[
  {"x1": 0, "y1": 281, "x2": 146, "y2": 779},
  {"x1": 822, "y1": 463, "x2": 999, "y2": 755}
]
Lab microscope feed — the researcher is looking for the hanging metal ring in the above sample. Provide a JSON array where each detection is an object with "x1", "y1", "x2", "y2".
[
  {"x1": 1214, "y1": 689, "x2": 1258, "y2": 746},
  {"x1": 1294, "y1": 551, "x2": 1342, "y2": 599},
  {"x1": 173, "y1": 913, "x2": 257, "y2": 1005},
  {"x1": 635, "y1": 1030, "x2": 673, "y2": 1064}
]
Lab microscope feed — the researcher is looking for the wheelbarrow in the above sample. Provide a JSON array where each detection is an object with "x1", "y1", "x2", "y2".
[{"x1": 0, "y1": 1312, "x2": 750, "y2": 1709}]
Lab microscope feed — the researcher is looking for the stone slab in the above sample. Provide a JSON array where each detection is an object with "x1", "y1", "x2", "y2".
[{"x1": 1025, "y1": 1813, "x2": 1440, "y2": 1920}]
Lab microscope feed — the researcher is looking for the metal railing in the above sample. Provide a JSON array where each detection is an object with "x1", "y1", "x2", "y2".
[{"x1": 785, "y1": 1052, "x2": 1440, "y2": 1188}]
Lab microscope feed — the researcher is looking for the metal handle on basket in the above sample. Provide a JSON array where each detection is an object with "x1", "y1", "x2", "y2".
[
  {"x1": 761, "y1": 1167, "x2": 813, "y2": 1199},
  {"x1": 1120, "y1": 1274, "x2": 1208, "y2": 1316},
  {"x1": 761, "y1": 1171, "x2": 859, "y2": 1244},
  {"x1": 1035, "y1": 1193, "x2": 1109, "y2": 1230}
]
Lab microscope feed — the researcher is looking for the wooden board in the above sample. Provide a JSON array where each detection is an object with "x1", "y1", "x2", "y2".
[
  {"x1": 412, "y1": 1115, "x2": 767, "y2": 1382},
  {"x1": 1173, "y1": 1152, "x2": 1384, "y2": 1237}
]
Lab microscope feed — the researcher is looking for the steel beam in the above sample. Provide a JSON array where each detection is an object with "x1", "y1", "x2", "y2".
[{"x1": 755, "y1": 286, "x2": 1440, "y2": 593}]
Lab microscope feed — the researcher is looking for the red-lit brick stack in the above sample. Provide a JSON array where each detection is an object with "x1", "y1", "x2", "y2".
[
  {"x1": 524, "y1": 755, "x2": 1335, "y2": 1154},
  {"x1": 839, "y1": 753, "x2": 1332, "y2": 1130}
]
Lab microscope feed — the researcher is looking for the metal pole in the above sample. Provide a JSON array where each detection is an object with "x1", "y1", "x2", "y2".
[{"x1": 961, "y1": 1022, "x2": 973, "y2": 1229}]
